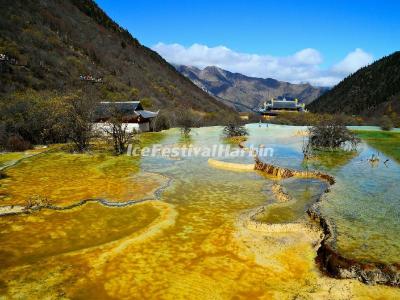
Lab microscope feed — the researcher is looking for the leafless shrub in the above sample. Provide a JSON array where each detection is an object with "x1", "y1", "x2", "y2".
[
  {"x1": 306, "y1": 117, "x2": 359, "y2": 151},
  {"x1": 152, "y1": 111, "x2": 171, "y2": 132},
  {"x1": 175, "y1": 110, "x2": 199, "y2": 137},
  {"x1": 63, "y1": 93, "x2": 97, "y2": 152},
  {"x1": 102, "y1": 107, "x2": 137, "y2": 154},
  {"x1": 302, "y1": 135, "x2": 313, "y2": 160}
]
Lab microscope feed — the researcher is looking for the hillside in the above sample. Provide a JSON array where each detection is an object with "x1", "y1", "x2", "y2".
[
  {"x1": 176, "y1": 65, "x2": 327, "y2": 112},
  {"x1": 0, "y1": 0, "x2": 234, "y2": 118},
  {"x1": 308, "y1": 51, "x2": 400, "y2": 116}
]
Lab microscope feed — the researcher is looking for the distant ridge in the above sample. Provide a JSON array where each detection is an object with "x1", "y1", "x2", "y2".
[
  {"x1": 308, "y1": 51, "x2": 400, "y2": 116},
  {"x1": 176, "y1": 65, "x2": 328, "y2": 112}
]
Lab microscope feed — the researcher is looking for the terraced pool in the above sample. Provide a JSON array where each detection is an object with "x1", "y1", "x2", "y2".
[{"x1": 0, "y1": 125, "x2": 399, "y2": 299}]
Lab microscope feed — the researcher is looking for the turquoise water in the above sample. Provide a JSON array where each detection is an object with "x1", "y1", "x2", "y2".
[
  {"x1": 244, "y1": 124, "x2": 307, "y2": 168},
  {"x1": 1, "y1": 125, "x2": 399, "y2": 298},
  {"x1": 149, "y1": 124, "x2": 400, "y2": 265},
  {"x1": 321, "y1": 143, "x2": 400, "y2": 264},
  {"x1": 256, "y1": 178, "x2": 328, "y2": 224},
  {"x1": 244, "y1": 124, "x2": 400, "y2": 265}
]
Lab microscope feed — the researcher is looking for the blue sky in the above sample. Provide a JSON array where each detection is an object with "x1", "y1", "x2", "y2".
[{"x1": 95, "y1": 0, "x2": 400, "y2": 86}]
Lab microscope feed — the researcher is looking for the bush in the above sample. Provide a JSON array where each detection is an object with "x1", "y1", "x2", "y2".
[
  {"x1": 63, "y1": 94, "x2": 96, "y2": 152},
  {"x1": 268, "y1": 112, "x2": 363, "y2": 126},
  {"x1": 223, "y1": 123, "x2": 248, "y2": 138},
  {"x1": 102, "y1": 107, "x2": 136, "y2": 155},
  {"x1": 307, "y1": 117, "x2": 359, "y2": 151},
  {"x1": 247, "y1": 113, "x2": 263, "y2": 123},
  {"x1": 6, "y1": 134, "x2": 31, "y2": 151},
  {"x1": 379, "y1": 115, "x2": 393, "y2": 131},
  {"x1": 0, "y1": 122, "x2": 7, "y2": 150},
  {"x1": 152, "y1": 112, "x2": 171, "y2": 132},
  {"x1": 175, "y1": 110, "x2": 198, "y2": 137},
  {"x1": 0, "y1": 91, "x2": 79, "y2": 149},
  {"x1": 140, "y1": 97, "x2": 153, "y2": 108}
]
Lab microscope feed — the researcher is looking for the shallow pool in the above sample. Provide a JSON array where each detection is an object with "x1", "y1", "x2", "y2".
[{"x1": 0, "y1": 125, "x2": 399, "y2": 298}]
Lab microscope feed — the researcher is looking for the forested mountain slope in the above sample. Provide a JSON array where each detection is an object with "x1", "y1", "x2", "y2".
[
  {"x1": 308, "y1": 51, "x2": 400, "y2": 117},
  {"x1": 0, "y1": 0, "x2": 234, "y2": 117}
]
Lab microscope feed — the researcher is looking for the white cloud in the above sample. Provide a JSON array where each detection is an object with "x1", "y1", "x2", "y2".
[
  {"x1": 291, "y1": 48, "x2": 323, "y2": 65},
  {"x1": 332, "y1": 48, "x2": 374, "y2": 74},
  {"x1": 152, "y1": 43, "x2": 374, "y2": 86}
]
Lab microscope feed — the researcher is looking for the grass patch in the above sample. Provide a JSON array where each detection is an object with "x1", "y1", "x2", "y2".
[
  {"x1": 305, "y1": 149, "x2": 358, "y2": 170},
  {"x1": 0, "y1": 147, "x2": 52, "y2": 169},
  {"x1": 223, "y1": 136, "x2": 248, "y2": 146},
  {"x1": 353, "y1": 130, "x2": 400, "y2": 162},
  {"x1": 0, "y1": 152, "x2": 26, "y2": 169}
]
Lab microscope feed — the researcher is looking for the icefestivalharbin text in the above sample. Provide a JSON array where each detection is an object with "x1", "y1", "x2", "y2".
[{"x1": 126, "y1": 144, "x2": 274, "y2": 158}]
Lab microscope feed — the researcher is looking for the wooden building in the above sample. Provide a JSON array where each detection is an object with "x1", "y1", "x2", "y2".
[
  {"x1": 258, "y1": 98, "x2": 305, "y2": 116},
  {"x1": 94, "y1": 101, "x2": 159, "y2": 132}
]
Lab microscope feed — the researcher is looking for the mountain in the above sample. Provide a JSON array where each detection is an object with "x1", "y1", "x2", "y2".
[
  {"x1": 308, "y1": 51, "x2": 400, "y2": 116},
  {"x1": 176, "y1": 65, "x2": 328, "y2": 112},
  {"x1": 0, "y1": 0, "x2": 234, "y2": 119}
]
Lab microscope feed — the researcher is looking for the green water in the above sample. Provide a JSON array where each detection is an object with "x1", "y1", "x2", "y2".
[
  {"x1": 320, "y1": 144, "x2": 400, "y2": 264},
  {"x1": 256, "y1": 178, "x2": 328, "y2": 224},
  {"x1": 0, "y1": 125, "x2": 399, "y2": 298},
  {"x1": 147, "y1": 125, "x2": 400, "y2": 265},
  {"x1": 246, "y1": 124, "x2": 400, "y2": 265}
]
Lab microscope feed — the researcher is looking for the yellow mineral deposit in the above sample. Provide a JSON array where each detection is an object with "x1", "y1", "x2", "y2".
[
  {"x1": 0, "y1": 151, "x2": 166, "y2": 206},
  {"x1": 0, "y1": 128, "x2": 399, "y2": 299},
  {"x1": 0, "y1": 145, "x2": 50, "y2": 169}
]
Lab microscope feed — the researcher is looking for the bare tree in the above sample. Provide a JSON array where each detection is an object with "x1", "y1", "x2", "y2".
[
  {"x1": 102, "y1": 107, "x2": 136, "y2": 154},
  {"x1": 63, "y1": 94, "x2": 96, "y2": 152},
  {"x1": 175, "y1": 109, "x2": 198, "y2": 138},
  {"x1": 152, "y1": 111, "x2": 171, "y2": 132},
  {"x1": 302, "y1": 135, "x2": 313, "y2": 160},
  {"x1": 306, "y1": 116, "x2": 359, "y2": 151}
]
